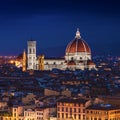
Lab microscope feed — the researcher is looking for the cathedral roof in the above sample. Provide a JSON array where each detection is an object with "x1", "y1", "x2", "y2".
[{"x1": 66, "y1": 28, "x2": 91, "y2": 54}]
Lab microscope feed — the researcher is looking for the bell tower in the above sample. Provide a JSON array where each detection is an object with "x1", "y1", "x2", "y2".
[{"x1": 27, "y1": 40, "x2": 36, "y2": 70}]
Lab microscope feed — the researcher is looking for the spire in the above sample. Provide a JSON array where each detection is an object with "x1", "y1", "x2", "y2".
[
  {"x1": 22, "y1": 49, "x2": 27, "y2": 72},
  {"x1": 75, "y1": 28, "x2": 81, "y2": 38}
]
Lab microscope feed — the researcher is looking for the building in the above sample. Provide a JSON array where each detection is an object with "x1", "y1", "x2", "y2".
[
  {"x1": 57, "y1": 98, "x2": 91, "y2": 120},
  {"x1": 86, "y1": 104, "x2": 120, "y2": 120},
  {"x1": 26, "y1": 28, "x2": 96, "y2": 71},
  {"x1": 0, "y1": 105, "x2": 24, "y2": 120},
  {"x1": 24, "y1": 107, "x2": 56, "y2": 120}
]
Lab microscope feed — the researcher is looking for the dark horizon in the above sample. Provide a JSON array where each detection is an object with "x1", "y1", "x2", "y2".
[{"x1": 0, "y1": 0, "x2": 120, "y2": 56}]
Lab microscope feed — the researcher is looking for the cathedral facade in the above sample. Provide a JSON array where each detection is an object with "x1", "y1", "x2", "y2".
[{"x1": 25, "y1": 29, "x2": 96, "y2": 71}]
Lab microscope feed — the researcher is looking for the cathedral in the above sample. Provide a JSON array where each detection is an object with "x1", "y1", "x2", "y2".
[{"x1": 22, "y1": 29, "x2": 96, "y2": 71}]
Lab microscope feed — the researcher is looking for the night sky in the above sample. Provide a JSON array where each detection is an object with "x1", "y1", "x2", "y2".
[{"x1": 0, "y1": 0, "x2": 120, "y2": 57}]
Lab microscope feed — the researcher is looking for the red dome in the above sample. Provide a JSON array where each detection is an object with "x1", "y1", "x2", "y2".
[
  {"x1": 66, "y1": 38, "x2": 91, "y2": 53},
  {"x1": 66, "y1": 29, "x2": 91, "y2": 54}
]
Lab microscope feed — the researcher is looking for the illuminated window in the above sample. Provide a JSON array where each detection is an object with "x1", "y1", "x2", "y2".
[{"x1": 105, "y1": 112, "x2": 108, "y2": 114}]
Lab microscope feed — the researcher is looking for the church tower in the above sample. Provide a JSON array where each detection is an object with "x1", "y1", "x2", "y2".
[
  {"x1": 22, "y1": 49, "x2": 27, "y2": 72},
  {"x1": 27, "y1": 40, "x2": 36, "y2": 70}
]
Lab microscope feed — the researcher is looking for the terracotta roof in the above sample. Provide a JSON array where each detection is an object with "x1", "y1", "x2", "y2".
[
  {"x1": 86, "y1": 104, "x2": 120, "y2": 110},
  {"x1": 57, "y1": 98, "x2": 88, "y2": 103},
  {"x1": 87, "y1": 60, "x2": 95, "y2": 65},
  {"x1": 66, "y1": 38, "x2": 91, "y2": 53},
  {"x1": 67, "y1": 61, "x2": 76, "y2": 65}
]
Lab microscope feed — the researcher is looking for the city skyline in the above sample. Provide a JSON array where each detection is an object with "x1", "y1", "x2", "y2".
[{"x1": 0, "y1": 0, "x2": 120, "y2": 56}]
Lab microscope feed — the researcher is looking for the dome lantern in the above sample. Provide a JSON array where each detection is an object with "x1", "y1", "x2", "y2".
[{"x1": 75, "y1": 28, "x2": 81, "y2": 38}]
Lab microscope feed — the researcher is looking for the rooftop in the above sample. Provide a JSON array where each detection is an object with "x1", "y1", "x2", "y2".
[{"x1": 87, "y1": 104, "x2": 120, "y2": 110}]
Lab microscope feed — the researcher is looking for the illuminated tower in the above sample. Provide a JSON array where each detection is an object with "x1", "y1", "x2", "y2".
[
  {"x1": 22, "y1": 49, "x2": 27, "y2": 72},
  {"x1": 27, "y1": 40, "x2": 36, "y2": 70},
  {"x1": 38, "y1": 55, "x2": 44, "y2": 70}
]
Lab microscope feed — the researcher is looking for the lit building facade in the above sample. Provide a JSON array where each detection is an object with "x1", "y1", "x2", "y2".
[
  {"x1": 86, "y1": 104, "x2": 120, "y2": 120},
  {"x1": 0, "y1": 105, "x2": 24, "y2": 120},
  {"x1": 26, "y1": 29, "x2": 96, "y2": 71},
  {"x1": 57, "y1": 98, "x2": 91, "y2": 120},
  {"x1": 24, "y1": 107, "x2": 54, "y2": 120}
]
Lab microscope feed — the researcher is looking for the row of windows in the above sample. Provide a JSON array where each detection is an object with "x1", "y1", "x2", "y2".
[
  {"x1": 37, "y1": 112, "x2": 43, "y2": 115},
  {"x1": 110, "y1": 111, "x2": 120, "y2": 114},
  {"x1": 58, "y1": 107, "x2": 85, "y2": 113},
  {"x1": 29, "y1": 48, "x2": 36, "y2": 54},
  {"x1": 57, "y1": 103, "x2": 85, "y2": 107},
  {"x1": 86, "y1": 118, "x2": 120, "y2": 120},
  {"x1": 71, "y1": 57, "x2": 83, "y2": 60},
  {"x1": 24, "y1": 113, "x2": 35, "y2": 116},
  {"x1": 37, "y1": 117, "x2": 43, "y2": 119},
  {"x1": 29, "y1": 63, "x2": 36, "y2": 66},
  {"x1": 29, "y1": 57, "x2": 36, "y2": 60},
  {"x1": 58, "y1": 113, "x2": 85, "y2": 119},
  {"x1": 86, "y1": 111, "x2": 108, "y2": 115}
]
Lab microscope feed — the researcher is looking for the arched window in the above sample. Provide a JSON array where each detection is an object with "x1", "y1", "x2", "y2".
[
  {"x1": 33, "y1": 48, "x2": 35, "y2": 54},
  {"x1": 29, "y1": 48, "x2": 31, "y2": 54}
]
